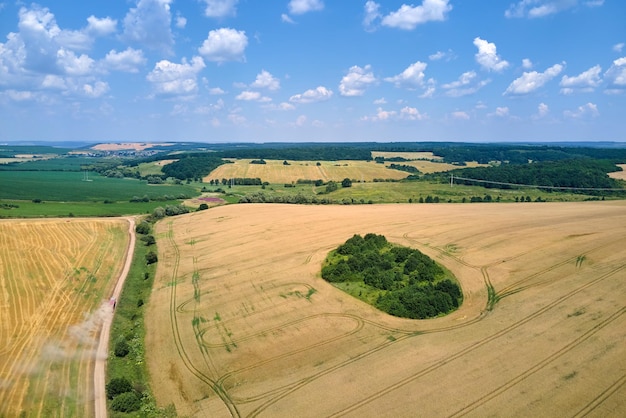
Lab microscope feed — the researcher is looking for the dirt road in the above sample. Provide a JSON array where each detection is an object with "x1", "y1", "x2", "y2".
[{"x1": 94, "y1": 217, "x2": 136, "y2": 418}]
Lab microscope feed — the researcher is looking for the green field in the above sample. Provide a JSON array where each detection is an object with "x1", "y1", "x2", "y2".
[
  {"x1": 0, "y1": 156, "x2": 105, "y2": 171},
  {"x1": 211, "y1": 179, "x2": 606, "y2": 205},
  {"x1": 0, "y1": 171, "x2": 198, "y2": 201},
  {"x1": 327, "y1": 180, "x2": 599, "y2": 203},
  {"x1": 0, "y1": 200, "x2": 189, "y2": 218}
]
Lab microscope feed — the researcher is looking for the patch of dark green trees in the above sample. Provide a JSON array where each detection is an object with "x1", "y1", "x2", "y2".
[{"x1": 322, "y1": 233, "x2": 462, "y2": 319}]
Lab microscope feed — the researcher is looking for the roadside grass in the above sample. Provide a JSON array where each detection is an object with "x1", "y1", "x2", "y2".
[
  {"x1": 0, "y1": 171, "x2": 199, "y2": 201},
  {"x1": 107, "y1": 226, "x2": 176, "y2": 417}
]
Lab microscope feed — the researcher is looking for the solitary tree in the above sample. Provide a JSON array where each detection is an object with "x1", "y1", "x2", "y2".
[
  {"x1": 106, "y1": 377, "x2": 133, "y2": 399},
  {"x1": 342, "y1": 178, "x2": 352, "y2": 188},
  {"x1": 146, "y1": 251, "x2": 158, "y2": 265}
]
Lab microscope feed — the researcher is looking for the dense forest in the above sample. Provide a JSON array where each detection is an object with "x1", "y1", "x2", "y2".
[
  {"x1": 216, "y1": 146, "x2": 372, "y2": 161},
  {"x1": 366, "y1": 142, "x2": 626, "y2": 164},
  {"x1": 322, "y1": 234, "x2": 462, "y2": 319},
  {"x1": 443, "y1": 159, "x2": 622, "y2": 191},
  {"x1": 160, "y1": 155, "x2": 227, "y2": 180}
]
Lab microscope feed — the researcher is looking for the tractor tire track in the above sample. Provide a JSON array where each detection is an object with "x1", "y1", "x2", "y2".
[
  {"x1": 449, "y1": 305, "x2": 626, "y2": 417},
  {"x1": 572, "y1": 373, "x2": 626, "y2": 417},
  {"x1": 324, "y1": 263, "x2": 625, "y2": 417},
  {"x1": 164, "y1": 221, "x2": 240, "y2": 417}
]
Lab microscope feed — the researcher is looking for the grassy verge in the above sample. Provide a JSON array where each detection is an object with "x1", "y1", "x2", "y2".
[{"x1": 106, "y1": 222, "x2": 175, "y2": 417}]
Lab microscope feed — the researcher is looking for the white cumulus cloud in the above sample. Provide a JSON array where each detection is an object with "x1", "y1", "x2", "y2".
[
  {"x1": 533, "y1": 102, "x2": 550, "y2": 119},
  {"x1": 175, "y1": 14, "x2": 187, "y2": 28},
  {"x1": 288, "y1": 0, "x2": 324, "y2": 15},
  {"x1": 250, "y1": 70, "x2": 280, "y2": 90},
  {"x1": 56, "y1": 48, "x2": 94, "y2": 76},
  {"x1": 494, "y1": 106, "x2": 510, "y2": 117},
  {"x1": 604, "y1": 57, "x2": 626, "y2": 92},
  {"x1": 563, "y1": 102, "x2": 599, "y2": 118},
  {"x1": 385, "y1": 61, "x2": 428, "y2": 88},
  {"x1": 505, "y1": 63, "x2": 564, "y2": 95},
  {"x1": 3, "y1": 5, "x2": 101, "y2": 77},
  {"x1": 281, "y1": 13, "x2": 296, "y2": 24},
  {"x1": 367, "y1": 107, "x2": 396, "y2": 121},
  {"x1": 103, "y1": 48, "x2": 146, "y2": 73},
  {"x1": 505, "y1": 0, "x2": 591, "y2": 18},
  {"x1": 198, "y1": 28, "x2": 248, "y2": 63},
  {"x1": 41, "y1": 75, "x2": 67, "y2": 90},
  {"x1": 560, "y1": 65, "x2": 602, "y2": 94},
  {"x1": 442, "y1": 71, "x2": 490, "y2": 97},
  {"x1": 236, "y1": 90, "x2": 271, "y2": 102},
  {"x1": 202, "y1": 0, "x2": 239, "y2": 18},
  {"x1": 381, "y1": 0, "x2": 452, "y2": 30},
  {"x1": 339, "y1": 65, "x2": 376, "y2": 96},
  {"x1": 289, "y1": 86, "x2": 333, "y2": 103},
  {"x1": 122, "y1": 0, "x2": 174, "y2": 53},
  {"x1": 400, "y1": 106, "x2": 427, "y2": 120},
  {"x1": 363, "y1": 105, "x2": 427, "y2": 122},
  {"x1": 429, "y1": 49, "x2": 455, "y2": 61},
  {"x1": 146, "y1": 56, "x2": 206, "y2": 96},
  {"x1": 83, "y1": 81, "x2": 109, "y2": 98},
  {"x1": 363, "y1": 1, "x2": 382, "y2": 31},
  {"x1": 474, "y1": 37, "x2": 509, "y2": 72},
  {"x1": 86, "y1": 16, "x2": 117, "y2": 36}
]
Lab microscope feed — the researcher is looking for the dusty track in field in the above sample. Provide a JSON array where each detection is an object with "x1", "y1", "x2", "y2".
[
  {"x1": 0, "y1": 218, "x2": 129, "y2": 417},
  {"x1": 94, "y1": 217, "x2": 135, "y2": 418},
  {"x1": 146, "y1": 202, "x2": 626, "y2": 417}
]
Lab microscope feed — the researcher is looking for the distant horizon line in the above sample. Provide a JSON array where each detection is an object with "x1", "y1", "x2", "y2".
[{"x1": 3, "y1": 140, "x2": 626, "y2": 146}]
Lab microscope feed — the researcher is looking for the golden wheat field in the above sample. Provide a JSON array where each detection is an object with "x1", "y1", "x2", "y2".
[
  {"x1": 206, "y1": 159, "x2": 411, "y2": 183},
  {"x1": 609, "y1": 164, "x2": 626, "y2": 180},
  {"x1": 206, "y1": 158, "x2": 480, "y2": 184},
  {"x1": 146, "y1": 201, "x2": 626, "y2": 417},
  {"x1": 0, "y1": 218, "x2": 129, "y2": 417}
]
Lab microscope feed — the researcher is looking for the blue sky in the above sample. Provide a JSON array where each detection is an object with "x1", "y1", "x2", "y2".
[{"x1": 0, "y1": 0, "x2": 624, "y2": 143}]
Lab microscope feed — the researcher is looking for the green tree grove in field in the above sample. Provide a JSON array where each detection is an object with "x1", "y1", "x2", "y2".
[{"x1": 322, "y1": 233, "x2": 462, "y2": 319}]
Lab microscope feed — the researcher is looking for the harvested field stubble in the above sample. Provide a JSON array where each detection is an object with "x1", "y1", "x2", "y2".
[
  {"x1": 146, "y1": 202, "x2": 626, "y2": 417},
  {"x1": 206, "y1": 159, "x2": 410, "y2": 183},
  {"x1": 0, "y1": 218, "x2": 129, "y2": 417}
]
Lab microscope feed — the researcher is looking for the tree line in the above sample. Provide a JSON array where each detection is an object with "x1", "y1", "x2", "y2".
[
  {"x1": 445, "y1": 159, "x2": 621, "y2": 192},
  {"x1": 160, "y1": 155, "x2": 227, "y2": 180},
  {"x1": 219, "y1": 146, "x2": 372, "y2": 161}
]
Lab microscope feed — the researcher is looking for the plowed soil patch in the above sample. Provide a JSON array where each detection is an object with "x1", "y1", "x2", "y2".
[
  {"x1": 146, "y1": 202, "x2": 626, "y2": 417},
  {"x1": 0, "y1": 218, "x2": 129, "y2": 417}
]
